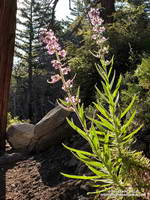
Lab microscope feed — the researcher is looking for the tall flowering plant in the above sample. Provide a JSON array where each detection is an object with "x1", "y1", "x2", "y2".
[
  {"x1": 41, "y1": 8, "x2": 150, "y2": 200},
  {"x1": 40, "y1": 29, "x2": 80, "y2": 109}
]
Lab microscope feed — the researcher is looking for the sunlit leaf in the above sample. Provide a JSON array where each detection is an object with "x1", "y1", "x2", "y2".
[
  {"x1": 121, "y1": 111, "x2": 136, "y2": 133},
  {"x1": 61, "y1": 173, "x2": 99, "y2": 180},
  {"x1": 121, "y1": 96, "x2": 136, "y2": 119}
]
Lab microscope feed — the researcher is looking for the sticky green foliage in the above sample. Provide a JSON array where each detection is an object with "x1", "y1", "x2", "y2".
[{"x1": 62, "y1": 58, "x2": 150, "y2": 199}]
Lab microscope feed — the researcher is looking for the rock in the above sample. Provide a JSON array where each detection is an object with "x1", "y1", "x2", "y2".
[
  {"x1": 34, "y1": 106, "x2": 71, "y2": 152},
  {"x1": 34, "y1": 106, "x2": 70, "y2": 140},
  {"x1": 6, "y1": 123, "x2": 34, "y2": 151},
  {"x1": 6, "y1": 106, "x2": 74, "y2": 152},
  {"x1": 0, "y1": 152, "x2": 28, "y2": 165},
  {"x1": 35, "y1": 121, "x2": 73, "y2": 152}
]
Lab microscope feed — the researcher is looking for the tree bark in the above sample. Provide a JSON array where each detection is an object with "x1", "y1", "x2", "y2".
[
  {"x1": 101, "y1": 0, "x2": 115, "y2": 23},
  {"x1": 0, "y1": 0, "x2": 17, "y2": 153}
]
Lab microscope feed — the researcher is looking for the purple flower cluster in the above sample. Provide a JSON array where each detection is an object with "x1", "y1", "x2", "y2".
[
  {"x1": 41, "y1": 29, "x2": 61, "y2": 56},
  {"x1": 88, "y1": 8, "x2": 104, "y2": 27},
  {"x1": 41, "y1": 29, "x2": 71, "y2": 85},
  {"x1": 66, "y1": 96, "x2": 80, "y2": 105},
  {"x1": 41, "y1": 29, "x2": 80, "y2": 108},
  {"x1": 88, "y1": 8, "x2": 108, "y2": 57}
]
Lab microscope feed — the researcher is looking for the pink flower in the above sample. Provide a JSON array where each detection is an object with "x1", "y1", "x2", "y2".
[
  {"x1": 65, "y1": 96, "x2": 80, "y2": 105},
  {"x1": 96, "y1": 37, "x2": 107, "y2": 45},
  {"x1": 88, "y1": 8, "x2": 100, "y2": 19},
  {"x1": 93, "y1": 26, "x2": 105, "y2": 34},
  {"x1": 48, "y1": 74, "x2": 61, "y2": 84},
  {"x1": 88, "y1": 8, "x2": 108, "y2": 57},
  {"x1": 41, "y1": 29, "x2": 75, "y2": 101},
  {"x1": 51, "y1": 60, "x2": 62, "y2": 69},
  {"x1": 61, "y1": 67, "x2": 71, "y2": 75},
  {"x1": 88, "y1": 8, "x2": 103, "y2": 26},
  {"x1": 47, "y1": 48, "x2": 55, "y2": 55},
  {"x1": 92, "y1": 34, "x2": 97, "y2": 40},
  {"x1": 41, "y1": 29, "x2": 62, "y2": 55},
  {"x1": 62, "y1": 79, "x2": 73, "y2": 91},
  {"x1": 58, "y1": 49, "x2": 67, "y2": 58}
]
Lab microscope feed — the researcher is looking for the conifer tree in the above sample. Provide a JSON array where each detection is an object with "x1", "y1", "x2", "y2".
[{"x1": 13, "y1": 0, "x2": 62, "y2": 122}]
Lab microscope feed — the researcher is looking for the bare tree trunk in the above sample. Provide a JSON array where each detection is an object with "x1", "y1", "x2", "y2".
[{"x1": 0, "y1": 0, "x2": 17, "y2": 153}]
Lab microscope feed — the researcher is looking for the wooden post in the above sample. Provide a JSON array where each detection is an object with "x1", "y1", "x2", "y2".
[{"x1": 0, "y1": 0, "x2": 17, "y2": 153}]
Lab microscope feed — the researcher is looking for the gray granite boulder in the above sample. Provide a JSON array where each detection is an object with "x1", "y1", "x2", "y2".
[
  {"x1": 34, "y1": 106, "x2": 70, "y2": 140},
  {"x1": 6, "y1": 106, "x2": 72, "y2": 152},
  {"x1": 6, "y1": 123, "x2": 34, "y2": 151},
  {"x1": 34, "y1": 106, "x2": 71, "y2": 152}
]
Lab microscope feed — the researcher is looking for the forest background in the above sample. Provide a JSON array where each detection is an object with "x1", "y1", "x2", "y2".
[{"x1": 10, "y1": 0, "x2": 150, "y2": 136}]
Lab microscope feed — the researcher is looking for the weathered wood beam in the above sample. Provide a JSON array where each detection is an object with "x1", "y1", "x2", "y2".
[{"x1": 0, "y1": 0, "x2": 17, "y2": 153}]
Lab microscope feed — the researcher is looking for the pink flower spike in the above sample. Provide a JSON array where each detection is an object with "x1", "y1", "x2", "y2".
[
  {"x1": 58, "y1": 49, "x2": 67, "y2": 58},
  {"x1": 48, "y1": 74, "x2": 61, "y2": 84}
]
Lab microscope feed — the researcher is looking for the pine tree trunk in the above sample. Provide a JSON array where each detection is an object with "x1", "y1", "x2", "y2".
[
  {"x1": 101, "y1": 0, "x2": 115, "y2": 23},
  {"x1": 0, "y1": 0, "x2": 17, "y2": 153}
]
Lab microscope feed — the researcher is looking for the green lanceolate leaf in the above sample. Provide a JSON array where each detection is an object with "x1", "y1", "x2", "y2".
[
  {"x1": 62, "y1": 144, "x2": 96, "y2": 158},
  {"x1": 93, "y1": 102, "x2": 110, "y2": 120},
  {"x1": 95, "y1": 86, "x2": 109, "y2": 104},
  {"x1": 63, "y1": 145, "x2": 101, "y2": 169},
  {"x1": 96, "y1": 64, "x2": 108, "y2": 83},
  {"x1": 121, "y1": 95, "x2": 136, "y2": 119},
  {"x1": 91, "y1": 183, "x2": 112, "y2": 188},
  {"x1": 66, "y1": 118, "x2": 88, "y2": 140},
  {"x1": 89, "y1": 126, "x2": 100, "y2": 150},
  {"x1": 61, "y1": 173, "x2": 99, "y2": 180},
  {"x1": 76, "y1": 86, "x2": 80, "y2": 98},
  {"x1": 101, "y1": 81, "x2": 111, "y2": 98},
  {"x1": 87, "y1": 186, "x2": 113, "y2": 195},
  {"x1": 108, "y1": 66, "x2": 113, "y2": 79},
  {"x1": 78, "y1": 103, "x2": 87, "y2": 128},
  {"x1": 112, "y1": 75, "x2": 122, "y2": 98},
  {"x1": 123, "y1": 125, "x2": 143, "y2": 141},
  {"x1": 103, "y1": 135, "x2": 112, "y2": 168},
  {"x1": 88, "y1": 166, "x2": 108, "y2": 177},
  {"x1": 93, "y1": 178, "x2": 114, "y2": 184},
  {"x1": 101, "y1": 81, "x2": 114, "y2": 106},
  {"x1": 121, "y1": 111, "x2": 136, "y2": 133},
  {"x1": 110, "y1": 70, "x2": 116, "y2": 90},
  {"x1": 88, "y1": 117, "x2": 114, "y2": 131},
  {"x1": 97, "y1": 114, "x2": 114, "y2": 131},
  {"x1": 115, "y1": 92, "x2": 120, "y2": 105},
  {"x1": 84, "y1": 160, "x2": 106, "y2": 170}
]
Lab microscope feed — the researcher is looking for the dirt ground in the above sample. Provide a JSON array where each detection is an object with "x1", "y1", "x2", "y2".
[
  {"x1": 0, "y1": 135, "x2": 150, "y2": 200},
  {"x1": 0, "y1": 135, "x2": 96, "y2": 200}
]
